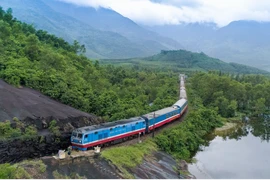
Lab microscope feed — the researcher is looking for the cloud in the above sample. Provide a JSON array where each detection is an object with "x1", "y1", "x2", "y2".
[{"x1": 59, "y1": 0, "x2": 270, "y2": 27}]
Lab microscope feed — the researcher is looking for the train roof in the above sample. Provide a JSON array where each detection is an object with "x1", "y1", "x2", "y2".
[
  {"x1": 173, "y1": 99, "x2": 187, "y2": 108},
  {"x1": 142, "y1": 106, "x2": 177, "y2": 119},
  {"x1": 74, "y1": 116, "x2": 145, "y2": 134}
]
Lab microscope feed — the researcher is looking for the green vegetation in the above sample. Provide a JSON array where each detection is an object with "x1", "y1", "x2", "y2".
[
  {"x1": 0, "y1": 160, "x2": 46, "y2": 179},
  {"x1": 100, "y1": 50, "x2": 269, "y2": 75},
  {"x1": 0, "y1": 7, "x2": 178, "y2": 122},
  {"x1": 0, "y1": 120, "x2": 37, "y2": 140},
  {"x1": 49, "y1": 120, "x2": 61, "y2": 136},
  {"x1": 53, "y1": 170, "x2": 86, "y2": 179},
  {"x1": 101, "y1": 139, "x2": 157, "y2": 178},
  {"x1": 189, "y1": 72, "x2": 270, "y2": 116}
]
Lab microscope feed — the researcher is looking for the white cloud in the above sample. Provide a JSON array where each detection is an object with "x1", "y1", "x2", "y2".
[{"x1": 59, "y1": 0, "x2": 270, "y2": 27}]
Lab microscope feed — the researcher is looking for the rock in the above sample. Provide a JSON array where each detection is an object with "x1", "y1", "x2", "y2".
[{"x1": 179, "y1": 160, "x2": 188, "y2": 170}]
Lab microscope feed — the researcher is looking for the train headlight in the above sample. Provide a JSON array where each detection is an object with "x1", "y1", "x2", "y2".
[{"x1": 79, "y1": 140, "x2": 82, "y2": 143}]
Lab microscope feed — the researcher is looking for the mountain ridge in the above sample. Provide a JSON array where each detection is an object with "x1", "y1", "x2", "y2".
[{"x1": 146, "y1": 21, "x2": 270, "y2": 72}]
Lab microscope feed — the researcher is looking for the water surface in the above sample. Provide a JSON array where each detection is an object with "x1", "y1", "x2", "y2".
[{"x1": 189, "y1": 118, "x2": 270, "y2": 179}]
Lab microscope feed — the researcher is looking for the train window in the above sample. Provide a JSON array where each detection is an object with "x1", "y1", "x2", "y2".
[
  {"x1": 136, "y1": 122, "x2": 138, "y2": 124},
  {"x1": 72, "y1": 132, "x2": 77, "y2": 137},
  {"x1": 143, "y1": 122, "x2": 145, "y2": 124},
  {"x1": 123, "y1": 125, "x2": 126, "y2": 128},
  {"x1": 94, "y1": 131, "x2": 98, "y2": 134},
  {"x1": 78, "y1": 134, "x2": 82, "y2": 139},
  {"x1": 110, "y1": 128, "x2": 113, "y2": 131},
  {"x1": 85, "y1": 134, "x2": 88, "y2": 138}
]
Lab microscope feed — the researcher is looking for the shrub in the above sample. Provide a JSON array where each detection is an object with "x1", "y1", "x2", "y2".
[{"x1": 49, "y1": 120, "x2": 61, "y2": 136}]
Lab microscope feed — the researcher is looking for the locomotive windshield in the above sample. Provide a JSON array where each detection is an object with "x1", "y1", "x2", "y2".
[
  {"x1": 78, "y1": 133, "x2": 83, "y2": 139},
  {"x1": 72, "y1": 132, "x2": 77, "y2": 137}
]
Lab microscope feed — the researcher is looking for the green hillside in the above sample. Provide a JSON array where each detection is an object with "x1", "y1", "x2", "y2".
[
  {"x1": 100, "y1": 50, "x2": 269, "y2": 75},
  {"x1": 0, "y1": 7, "x2": 178, "y2": 121}
]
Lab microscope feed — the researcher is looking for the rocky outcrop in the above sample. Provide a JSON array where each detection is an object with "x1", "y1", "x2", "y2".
[
  {"x1": 130, "y1": 151, "x2": 196, "y2": 179},
  {"x1": 0, "y1": 134, "x2": 69, "y2": 163}
]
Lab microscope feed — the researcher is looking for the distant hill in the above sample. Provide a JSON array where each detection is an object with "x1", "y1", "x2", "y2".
[
  {"x1": 100, "y1": 50, "x2": 270, "y2": 75},
  {"x1": 146, "y1": 21, "x2": 270, "y2": 72},
  {"x1": 1, "y1": 0, "x2": 182, "y2": 59}
]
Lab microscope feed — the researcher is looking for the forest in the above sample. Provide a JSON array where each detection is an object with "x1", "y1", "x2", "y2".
[{"x1": 0, "y1": 7, "x2": 178, "y2": 122}]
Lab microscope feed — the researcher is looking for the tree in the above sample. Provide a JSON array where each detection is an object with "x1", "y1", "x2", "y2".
[
  {"x1": 255, "y1": 98, "x2": 266, "y2": 115},
  {"x1": 24, "y1": 34, "x2": 40, "y2": 61}
]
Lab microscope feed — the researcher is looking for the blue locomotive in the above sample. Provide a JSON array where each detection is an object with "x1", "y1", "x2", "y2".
[
  {"x1": 71, "y1": 117, "x2": 146, "y2": 150},
  {"x1": 71, "y1": 75, "x2": 188, "y2": 150}
]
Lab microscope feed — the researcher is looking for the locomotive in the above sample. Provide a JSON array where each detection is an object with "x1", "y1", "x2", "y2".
[{"x1": 71, "y1": 75, "x2": 188, "y2": 151}]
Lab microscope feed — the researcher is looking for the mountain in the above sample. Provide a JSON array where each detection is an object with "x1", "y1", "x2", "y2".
[
  {"x1": 146, "y1": 21, "x2": 270, "y2": 72},
  {"x1": 0, "y1": 0, "x2": 182, "y2": 59},
  {"x1": 42, "y1": 0, "x2": 182, "y2": 51},
  {"x1": 100, "y1": 50, "x2": 270, "y2": 75}
]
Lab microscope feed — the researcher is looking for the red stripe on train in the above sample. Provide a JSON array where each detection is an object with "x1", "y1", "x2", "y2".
[{"x1": 148, "y1": 114, "x2": 181, "y2": 130}]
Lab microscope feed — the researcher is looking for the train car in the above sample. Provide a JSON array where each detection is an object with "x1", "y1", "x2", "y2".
[
  {"x1": 173, "y1": 99, "x2": 188, "y2": 115},
  {"x1": 180, "y1": 89, "x2": 187, "y2": 99},
  {"x1": 142, "y1": 106, "x2": 181, "y2": 133},
  {"x1": 180, "y1": 76, "x2": 184, "y2": 82},
  {"x1": 180, "y1": 80, "x2": 185, "y2": 87},
  {"x1": 71, "y1": 117, "x2": 146, "y2": 150}
]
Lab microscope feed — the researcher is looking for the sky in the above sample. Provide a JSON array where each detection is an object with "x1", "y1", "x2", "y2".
[{"x1": 60, "y1": 0, "x2": 270, "y2": 27}]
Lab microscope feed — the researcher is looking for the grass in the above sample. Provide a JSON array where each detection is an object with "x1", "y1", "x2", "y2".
[
  {"x1": 0, "y1": 160, "x2": 47, "y2": 179},
  {"x1": 101, "y1": 139, "x2": 157, "y2": 178},
  {"x1": 19, "y1": 159, "x2": 47, "y2": 173}
]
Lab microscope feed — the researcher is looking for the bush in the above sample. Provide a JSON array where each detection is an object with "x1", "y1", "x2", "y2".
[{"x1": 49, "y1": 120, "x2": 61, "y2": 136}]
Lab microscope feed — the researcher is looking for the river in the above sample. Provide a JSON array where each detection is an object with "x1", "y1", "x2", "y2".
[{"x1": 188, "y1": 118, "x2": 270, "y2": 179}]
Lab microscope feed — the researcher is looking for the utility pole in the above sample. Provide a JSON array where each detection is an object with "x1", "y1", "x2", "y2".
[{"x1": 152, "y1": 112, "x2": 156, "y2": 138}]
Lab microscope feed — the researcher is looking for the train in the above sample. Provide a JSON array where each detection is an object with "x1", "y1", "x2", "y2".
[{"x1": 71, "y1": 75, "x2": 188, "y2": 151}]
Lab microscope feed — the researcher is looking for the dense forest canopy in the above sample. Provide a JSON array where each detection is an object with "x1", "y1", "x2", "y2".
[
  {"x1": 189, "y1": 72, "x2": 270, "y2": 116},
  {"x1": 0, "y1": 7, "x2": 178, "y2": 121}
]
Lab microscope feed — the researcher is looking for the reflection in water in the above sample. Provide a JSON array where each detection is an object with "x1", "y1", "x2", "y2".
[
  {"x1": 189, "y1": 117, "x2": 270, "y2": 179},
  {"x1": 250, "y1": 117, "x2": 270, "y2": 142}
]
